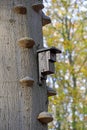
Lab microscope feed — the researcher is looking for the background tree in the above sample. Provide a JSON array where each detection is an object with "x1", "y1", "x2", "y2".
[{"x1": 43, "y1": 0, "x2": 87, "y2": 129}]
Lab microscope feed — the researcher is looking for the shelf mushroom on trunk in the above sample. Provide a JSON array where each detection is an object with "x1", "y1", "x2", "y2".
[
  {"x1": 19, "y1": 76, "x2": 34, "y2": 87},
  {"x1": 38, "y1": 111, "x2": 53, "y2": 124},
  {"x1": 32, "y1": 2, "x2": 44, "y2": 12},
  {"x1": 47, "y1": 86, "x2": 57, "y2": 97},
  {"x1": 42, "y1": 12, "x2": 51, "y2": 26},
  {"x1": 13, "y1": 4, "x2": 27, "y2": 14}
]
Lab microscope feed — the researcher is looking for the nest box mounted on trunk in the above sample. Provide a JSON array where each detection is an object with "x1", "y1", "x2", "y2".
[{"x1": 37, "y1": 47, "x2": 61, "y2": 85}]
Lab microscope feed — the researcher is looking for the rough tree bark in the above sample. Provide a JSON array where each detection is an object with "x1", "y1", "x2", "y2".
[{"x1": 0, "y1": 0, "x2": 48, "y2": 130}]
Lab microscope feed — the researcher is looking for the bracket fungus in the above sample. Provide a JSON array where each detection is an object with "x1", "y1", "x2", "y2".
[
  {"x1": 32, "y1": 2, "x2": 44, "y2": 12},
  {"x1": 42, "y1": 12, "x2": 51, "y2": 26},
  {"x1": 38, "y1": 111, "x2": 53, "y2": 124},
  {"x1": 19, "y1": 76, "x2": 34, "y2": 86},
  {"x1": 18, "y1": 37, "x2": 35, "y2": 48},
  {"x1": 47, "y1": 86, "x2": 57, "y2": 97},
  {"x1": 13, "y1": 5, "x2": 27, "y2": 14}
]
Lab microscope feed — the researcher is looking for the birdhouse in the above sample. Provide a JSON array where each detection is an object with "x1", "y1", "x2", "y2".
[
  {"x1": 19, "y1": 76, "x2": 34, "y2": 87},
  {"x1": 37, "y1": 111, "x2": 53, "y2": 124},
  {"x1": 13, "y1": 5, "x2": 27, "y2": 14},
  {"x1": 37, "y1": 47, "x2": 61, "y2": 84},
  {"x1": 32, "y1": 2, "x2": 44, "y2": 12}
]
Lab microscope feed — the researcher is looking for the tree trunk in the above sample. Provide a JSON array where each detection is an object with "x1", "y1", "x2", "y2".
[{"x1": 0, "y1": 0, "x2": 48, "y2": 130}]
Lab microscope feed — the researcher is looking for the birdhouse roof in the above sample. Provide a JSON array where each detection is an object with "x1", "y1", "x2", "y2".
[{"x1": 37, "y1": 47, "x2": 61, "y2": 54}]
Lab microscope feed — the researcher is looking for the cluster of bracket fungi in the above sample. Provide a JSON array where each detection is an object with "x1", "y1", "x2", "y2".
[{"x1": 13, "y1": 0, "x2": 61, "y2": 125}]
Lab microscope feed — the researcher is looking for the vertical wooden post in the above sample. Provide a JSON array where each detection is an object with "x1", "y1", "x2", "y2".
[{"x1": 0, "y1": 0, "x2": 48, "y2": 130}]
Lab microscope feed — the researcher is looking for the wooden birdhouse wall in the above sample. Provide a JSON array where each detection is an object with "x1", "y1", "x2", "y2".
[{"x1": 38, "y1": 51, "x2": 55, "y2": 76}]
